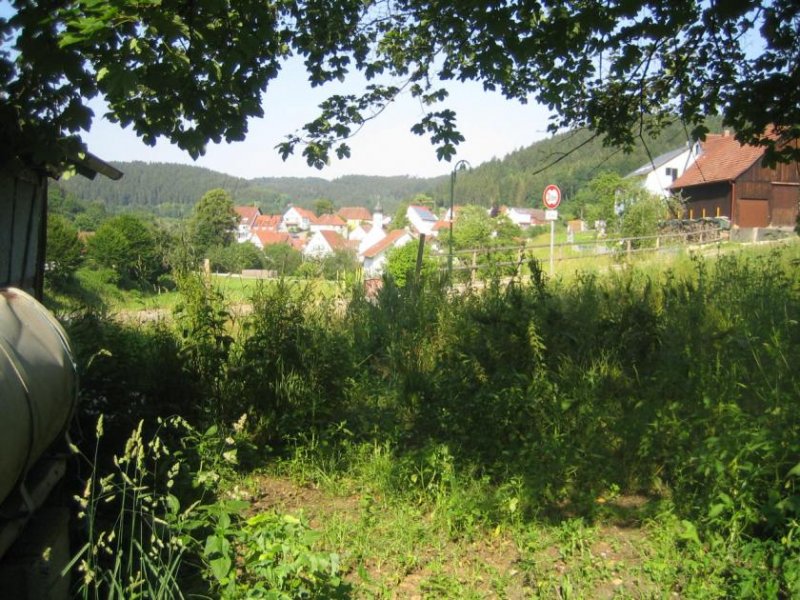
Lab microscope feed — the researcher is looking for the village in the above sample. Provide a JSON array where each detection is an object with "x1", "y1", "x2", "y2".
[{"x1": 229, "y1": 129, "x2": 800, "y2": 280}]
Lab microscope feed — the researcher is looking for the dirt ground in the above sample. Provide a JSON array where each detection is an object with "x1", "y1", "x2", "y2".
[{"x1": 246, "y1": 475, "x2": 658, "y2": 599}]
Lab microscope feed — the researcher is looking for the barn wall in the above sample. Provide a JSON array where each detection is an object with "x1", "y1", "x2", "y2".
[
  {"x1": 737, "y1": 160, "x2": 800, "y2": 227},
  {"x1": 771, "y1": 183, "x2": 799, "y2": 227},
  {"x1": 0, "y1": 167, "x2": 47, "y2": 298},
  {"x1": 677, "y1": 182, "x2": 730, "y2": 219},
  {"x1": 736, "y1": 199, "x2": 769, "y2": 227}
]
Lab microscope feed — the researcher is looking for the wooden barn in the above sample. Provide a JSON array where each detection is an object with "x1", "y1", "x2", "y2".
[
  {"x1": 670, "y1": 131, "x2": 800, "y2": 228},
  {"x1": 1, "y1": 154, "x2": 122, "y2": 298}
]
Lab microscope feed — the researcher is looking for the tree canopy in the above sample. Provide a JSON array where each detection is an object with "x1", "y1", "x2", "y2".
[
  {"x1": 87, "y1": 214, "x2": 163, "y2": 286},
  {"x1": 3, "y1": 1, "x2": 798, "y2": 172},
  {"x1": 189, "y1": 189, "x2": 238, "y2": 254}
]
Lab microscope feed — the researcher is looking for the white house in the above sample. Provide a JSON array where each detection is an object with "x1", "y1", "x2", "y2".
[
  {"x1": 626, "y1": 142, "x2": 702, "y2": 197},
  {"x1": 358, "y1": 203, "x2": 387, "y2": 254},
  {"x1": 234, "y1": 206, "x2": 261, "y2": 243},
  {"x1": 282, "y1": 206, "x2": 317, "y2": 231},
  {"x1": 361, "y1": 229, "x2": 413, "y2": 277},
  {"x1": 406, "y1": 204, "x2": 438, "y2": 235},
  {"x1": 303, "y1": 230, "x2": 351, "y2": 259},
  {"x1": 504, "y1": 207, "x2": 546, "y2": 228},
  {"x1": 349, "y1": 222, "x2": 371, "y2": 243}
]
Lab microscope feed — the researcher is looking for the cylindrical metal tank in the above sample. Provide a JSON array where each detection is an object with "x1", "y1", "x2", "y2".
[{"x1": 0, "y1": 288, "x2": 77, "y2": 506}]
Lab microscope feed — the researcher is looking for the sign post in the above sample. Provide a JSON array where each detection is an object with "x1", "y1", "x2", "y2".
[{"x1": 542, "y1": 184, "x2": 561, "y2": 275}]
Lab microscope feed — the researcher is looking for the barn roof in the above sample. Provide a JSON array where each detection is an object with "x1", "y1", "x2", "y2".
[{"x1": 671, "y1": 134, "x2": 765, "y2": 189}]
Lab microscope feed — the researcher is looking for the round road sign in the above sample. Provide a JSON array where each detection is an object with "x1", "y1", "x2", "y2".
[{"x1": 542, "y1": 184, "x2": 561, "y2": 210}]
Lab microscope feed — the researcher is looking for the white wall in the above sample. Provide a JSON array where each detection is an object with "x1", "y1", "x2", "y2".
[
  {"x1": 303, "y1": 232, "x2": 332, "y2": 258},
  {"x1": 644, "y1": 145, "x2": 700, "y2": 197}
]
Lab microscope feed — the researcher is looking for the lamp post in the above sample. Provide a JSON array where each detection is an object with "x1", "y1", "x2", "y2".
[{"x1": 448, "y1": 159, "x2": 470, "y2": 282}]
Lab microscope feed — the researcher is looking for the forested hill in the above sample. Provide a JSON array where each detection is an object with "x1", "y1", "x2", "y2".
[
  {"x1": 430, "y1": 116, "x2": 724, "y2": 211},
  {"x1": 59, "y1": 118, "x2": 722, "y2": 219},
  {"x1": 58, "y1": 161, "x2": 443, "y2": 218}
]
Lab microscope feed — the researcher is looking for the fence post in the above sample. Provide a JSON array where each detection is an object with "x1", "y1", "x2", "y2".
[
  {"x1": 626, "y1": 238, "x2": 632, "y2": 258},
  {"x1": 655, "y1": 235, "x2": 660, "y2": 250},
  {"x1": 471, "y1": 251, "x2": 478, "y2": 285},
  {"x1": 414, "y1": 234, "x2": 426, "y2": 284}
]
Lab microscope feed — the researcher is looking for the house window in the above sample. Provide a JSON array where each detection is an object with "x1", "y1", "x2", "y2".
[
  {"x1": 702, "y1": 208, "x2": 707, "y2": 218},
  {"x1": 665, "y1": 167, "x2": 678, "y2": 182},
  {"x1": 689, "y1": 208, "x2": 694, "y2": 219},
  {"x1": 715, "y1": 206, "x2": 721, "y2": 217}
]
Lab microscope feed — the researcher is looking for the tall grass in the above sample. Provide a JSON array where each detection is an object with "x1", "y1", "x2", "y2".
[{"x1": 67, "y1": 241, "x2": 800, "y2": 596}]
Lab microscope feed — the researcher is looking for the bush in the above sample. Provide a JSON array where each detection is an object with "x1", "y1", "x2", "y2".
[
  {"x1": 263, "y1": 243, "x2": 303, "y2": 275},
  {"x1": 385, "y1": 239, "x2": 437, "y2": 287},
  {"x1": 208, "y1": 242, "x2": 266, "y2": 274}
]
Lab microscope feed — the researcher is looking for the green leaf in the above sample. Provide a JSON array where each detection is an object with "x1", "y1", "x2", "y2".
[
  {"x1": 210, "y1": 555, "x2": 232, "y2": 582},
  {"x1": 204, "y1": 535, "x2": 221, "y2": 556},
  {"x1": 679, "y1": 520, "x2": 701, "y2": 546},
  {"x1": 165, "y1": 493, "x2": 180, "y2": 514}
]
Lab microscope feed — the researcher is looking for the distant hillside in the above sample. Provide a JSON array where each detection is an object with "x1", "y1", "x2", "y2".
[
  {"x1": 58, "y1": 161, "x2": 443, "y2": 218},
  {"x1": 59, "y1": 117, "x2": 723, "y2": 219}
]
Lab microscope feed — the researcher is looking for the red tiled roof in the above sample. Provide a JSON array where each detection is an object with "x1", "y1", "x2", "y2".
[
  {"x1": 295, "y1": 206, "x2": 318, "y2": 221},
  {"x1": 671, "y1": 133, "x2": 766, "y2": 189},
  {"x1": 235, "y1": 206, "x2": 261, "y2": 224},
  {"x1": 433, "y1": 220, "x2": 450, "y2": 231},
  {"x1": 320, "y1": 230, "x2": 349, "y2": 251},
  {"x1": 338, "y1": 206, "x2": 372, "y2": 221},
  {"x1": 253, "y1": 231, "x2": 291, "y2": 246},
  {"x1": 362, "y1": 229, "x2": 409, "y2": 259},
  {"x1": 253, "y1": 214, "x2": 281, "y2": 230},
  {"x1": 315, "y1": 213, "x2": 346, "y2": 227}
]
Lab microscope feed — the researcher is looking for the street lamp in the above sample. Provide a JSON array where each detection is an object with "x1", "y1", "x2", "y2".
[{"x1": 448, "y1": 159, "x2": 470, "y2": 282}]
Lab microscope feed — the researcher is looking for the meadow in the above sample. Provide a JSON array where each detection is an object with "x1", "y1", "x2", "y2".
[{"x1": 59, "y1": 240, "x2": 800, "y2": 598}]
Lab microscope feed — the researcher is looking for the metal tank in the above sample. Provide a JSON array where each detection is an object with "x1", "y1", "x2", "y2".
[{"x1": 0, "y1": 288, "x2": 77, "y2": 506}]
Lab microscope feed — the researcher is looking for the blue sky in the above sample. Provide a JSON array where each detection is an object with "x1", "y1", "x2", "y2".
[
  {"x1": 84, "y1": 60, "x2": 552, "y2": 180},
  {"x1": 0, "y1": 2, "x2": 552, "y2": 179}
]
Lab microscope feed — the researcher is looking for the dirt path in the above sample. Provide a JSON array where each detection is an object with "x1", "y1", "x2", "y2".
[{"x1": 246, "y1": 475, "x2": 659, "y2": 599}]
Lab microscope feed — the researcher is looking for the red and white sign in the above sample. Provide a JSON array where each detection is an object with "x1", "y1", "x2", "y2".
[{"x1": 542, "y1": 184, "x2": 561, "y2": 210}]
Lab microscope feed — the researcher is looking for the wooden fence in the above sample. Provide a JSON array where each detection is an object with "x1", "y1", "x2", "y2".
[{"x1": 433, "y1": 227, "x2": 725, "y2": 282}]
